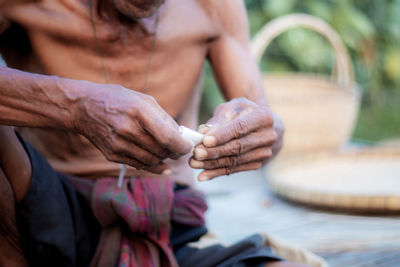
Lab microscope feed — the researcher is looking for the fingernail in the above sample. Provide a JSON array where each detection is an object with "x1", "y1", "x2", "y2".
[
  {"x1": 194, "y1": 148, "x2": 208, "y2": 160},
  {"x1": 190, "y1": 159, "x2": 204, "y2": 168},
  {"x1": 198, "y1": 128, "x2": 208, "y2": 134},
  {"x1": 198, "y1": 124, "x2": 212, "y2": 134},
  {"x1": 203, "y1": 136, "x2": 217, "y2": 147},
  {"x1": 162, "y1": 169, "x2": 172, "y2": 175},
  {"x1": 198, "y1": 175, "x2": 209, "y2": 182}
]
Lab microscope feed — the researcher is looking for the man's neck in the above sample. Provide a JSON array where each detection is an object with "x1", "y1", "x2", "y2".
[
  {"x1": 95, "y1": 0, "x2": 163, "y2": 20},
  {"x1": 90, "y1": 0, "x2": 164, "y2": 33}
]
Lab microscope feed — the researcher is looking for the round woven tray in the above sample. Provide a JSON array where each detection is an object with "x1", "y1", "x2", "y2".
[{"x1": 265, "y1": 147, "x2": 400, "y2": 213}]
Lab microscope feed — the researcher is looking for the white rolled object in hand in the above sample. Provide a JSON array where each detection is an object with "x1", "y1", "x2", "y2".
[
  {"x1": 179, "y1": 126, "x2": 204, "y2": 146},
  {"x1": 117, "y1": 126, "x2": 203, "y2": 188}
]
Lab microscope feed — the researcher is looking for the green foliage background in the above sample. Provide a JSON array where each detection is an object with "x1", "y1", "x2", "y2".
[{"x1": 201, "y1": 0, "x2": 400, "y2": 142}]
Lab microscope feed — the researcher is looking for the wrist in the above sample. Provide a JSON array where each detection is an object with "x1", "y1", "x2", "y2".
[{"x1": 52, "y1": 77, "x2": 92, "y2": 132}]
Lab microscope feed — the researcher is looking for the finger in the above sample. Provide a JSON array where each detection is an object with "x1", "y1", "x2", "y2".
[
  {"x1": 203, "y1": 108, "x2": 274, "y2": 147},
  {"x1": 197, "y1": 161, "x2": 263, "y2": 181},
  {"x1": 198, "y1": 124, "x2": 214, "y2": 135},
  {"x1": 143, "y1": 162, "x2": 172, "y2": 175},
  {"x1": 193, "y1": 129, "x2": 277, "y2": 160},
  {"x1": 190, "y1": 146, "x2": 272, "y2": 170},
  {"x1": 108, "y1": 153, "x2": 170, "y2": 175},
  {"x1": 123, "y1": 126, "x2": 170, "y2": 160},
  {"x1": 107, "y1": 154, "x2": 147, "y2": 170},
  {"x1": 112, "y1": 139, "x2": 163, "y2": 167},
  {"x1": 140, "y1": 111, "x2": 192, "y2": 157}
]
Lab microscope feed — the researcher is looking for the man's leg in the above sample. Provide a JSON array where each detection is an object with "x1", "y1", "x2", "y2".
[
  {"x1": 0, "y1": 126, "x2": 100, "y2": 266},
  {"x1": 0, "y1": 126, "x2": 31, "y2": 267},
  {"x1": 0, "y1": 126, "x2": 32, "y2": 202}
]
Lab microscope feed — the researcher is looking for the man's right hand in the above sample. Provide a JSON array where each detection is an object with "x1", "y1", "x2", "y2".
[{"x1": 74, "y1": 82, "x2": 192, "y2": 174}]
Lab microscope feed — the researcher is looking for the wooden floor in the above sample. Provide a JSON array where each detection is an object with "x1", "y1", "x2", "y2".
[{"x1": 196, "y1": 169, "x2": 400, "y2": 267}]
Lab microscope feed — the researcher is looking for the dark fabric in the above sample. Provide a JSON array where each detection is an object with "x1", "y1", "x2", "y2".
[
  {"x1": 170, "y1": 222, "x2": 207, "y2": 250},
  {"x1": 175, "y1": 234, "x2": 282, "y2": 267},
  {"x1": 15, "y1": 140, "x2": 282, "y2": 267},
  {"x1": 16, "y1": 141, "x2": 101, "y2": 267}
]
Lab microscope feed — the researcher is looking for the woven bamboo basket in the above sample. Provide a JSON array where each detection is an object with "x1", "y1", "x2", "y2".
[
  {"x1": 265, "y1": 147, "x2": 400, "y2": 213},
  {"x1": 251, "y1": 14, "x2": 361, "y2": 155}
]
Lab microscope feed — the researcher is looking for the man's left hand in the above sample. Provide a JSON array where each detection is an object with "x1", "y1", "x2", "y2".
[{"x1": 189, "y1": 98, "x2": 282, "y2": 181}]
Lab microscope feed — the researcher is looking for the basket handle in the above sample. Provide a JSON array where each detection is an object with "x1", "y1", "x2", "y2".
[{"x1": 251, "y1": 14, "x2": 354, "y2": 88}]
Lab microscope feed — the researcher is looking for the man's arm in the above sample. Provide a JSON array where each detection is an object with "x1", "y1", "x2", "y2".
[
  {"x1": 190, "y1": 0, "x2": 284, "y2": 180},
  {"x1": 0, "y1": 66, "x2": 192, "y2": 173},
  {"x1": 0, "y1": 1, "x2": 12, "y2": 35},
  {"x1": 206, "y1": 0, "x2": 266, "y2": 104}
]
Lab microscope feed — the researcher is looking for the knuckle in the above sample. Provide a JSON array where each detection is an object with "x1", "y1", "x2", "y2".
[
  {"x1": 258, "y1": 107, "x2": 273, "y2": 125},
  {"x1": 265, "y1": 111, "x2": 275, "y2": 125},
  {"x1": 223, "y1": 167, "x2": 234, "y2": 176},
  {"x1": 106, "y1": 153, "x2": 118, "y2": 162},
  {"x1": 214, "y1": 102, "x2": 228, "y2": 114},
  {"x1": 117, "y1": 123, "x2": 131, "y2": 136},
  {"x1": 219, "y1": 146, "x2": 231, "y2": 157},
  {"x1": 170, "y1": 153, "x2": 181, "y2": 160},
  {"x1": 109, "y1": 135, "x2": 120, "y2": 147},
  {"x1": 228, "y1": 156, "x2": 239, "y2": 168},
  {"x1": 262, "y1": 129, "x2": 277, "y2": 145},
  {"x1": 205, "y1": 158, "x2": 220, "y2": 168},
  {"x1": 233, "y1": 120, "x2": 248, "y2": 137},
  {"x1": 134, "y1": 163, "x2": 145, "y2": 170},
  {"x1": 255, "y1": 162, "x2": 263, "y2": 169},
  {"x1": 125, "y1": 159, "x2": 144, "y2": 170},
  {"x1": 263, "y1": 148, "x2": 273, "y2": 158},
  {"x1": 271, "y1": 130, "x2": 278, "y2": 142},
  {"x1": 157, "y1": 132, "x2": 173, "y2": 148},
  {"x1": 147, "y1": 155, "x2": 161, "y2": 166},
  {"x1": 141, "y1": 164, "x2": 152, "y2": 171},
  {"x1": 112, "y1": 141, "x2": 125, "y2": 153},
  {"x1": 231, "y1": 140, "x2": 244, "y2": 155},
  {"x1": 209, "y1": 159, "x2": 220, "y2": 168},
  {"x1": 155, "y1": 147, "x2": 169, "y2": 159}
]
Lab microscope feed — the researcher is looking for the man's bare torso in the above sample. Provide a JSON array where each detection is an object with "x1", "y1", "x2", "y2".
[{"x1": 0, "y1": 0, "x2": 222, "y2": 184}]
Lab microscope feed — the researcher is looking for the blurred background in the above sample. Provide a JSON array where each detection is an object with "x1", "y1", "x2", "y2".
[
  {"x1": 201, "y1": 0, "x2": 400, "y2": 143},
  {"x1": 198, "y1": 1, "x2": 400, "y2": 266}
]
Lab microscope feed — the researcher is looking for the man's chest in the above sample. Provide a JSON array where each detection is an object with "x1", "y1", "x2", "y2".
[{"x1": 1, "y1": 0, "x2": 219, "y2": 89}]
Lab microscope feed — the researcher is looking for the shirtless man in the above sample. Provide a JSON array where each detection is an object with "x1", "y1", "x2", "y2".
[{"x1": 0, "y1": 0, "x2": 310, "y2": 266}]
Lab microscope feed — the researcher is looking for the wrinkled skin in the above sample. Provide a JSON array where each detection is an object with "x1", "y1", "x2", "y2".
[
  {"x1": 76, "y1": 82, "x2": 192, "y2": 174},
  {"x1": 0, "y1": 0, "x2": 284, "y2": 183},
  {"x1": 190, "y1": 98, "x2": 283, "y2": 180},
  {"x1": 0, "y1": 1, "x2": 290, "y2": 266}
]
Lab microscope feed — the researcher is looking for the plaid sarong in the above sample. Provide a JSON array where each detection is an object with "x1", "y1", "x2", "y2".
[{"x1": 64, "y1": 176, "x2": 207, "y2": 267}]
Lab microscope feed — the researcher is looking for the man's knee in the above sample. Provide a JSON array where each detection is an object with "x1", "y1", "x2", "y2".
[
  {"x1": 0, "y1": 126, "x2": 32, "y2": 202},
  {"x1": 0, "y1": 164, "x2": 28, "y2": 266}
]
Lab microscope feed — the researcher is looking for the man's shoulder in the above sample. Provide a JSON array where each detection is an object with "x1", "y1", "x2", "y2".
[
  {"x1": 195, "y1": 0, "x2": 246, "y2": 26},
  {"x1": 0, "y1": 0, "x2": 41, "y2": 27},
  {"x1": 194, "y1": 0, "x2": 247, "y2": 38},
  {"x1": 0, "y1": 0, "x2": 39, "y2": 9}
]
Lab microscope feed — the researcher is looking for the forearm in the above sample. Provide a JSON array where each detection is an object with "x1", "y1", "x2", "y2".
[{"x1": 0, "y1": 66, "x2": 82, "y2": 130}]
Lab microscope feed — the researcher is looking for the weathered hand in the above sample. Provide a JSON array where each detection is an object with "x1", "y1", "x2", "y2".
[
  {"x1": 189, "y1": 98, "x2": 281, "y2": 181},
  {"x1": 75, "y1": 82, "x2": 192, "y2": 174}
]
